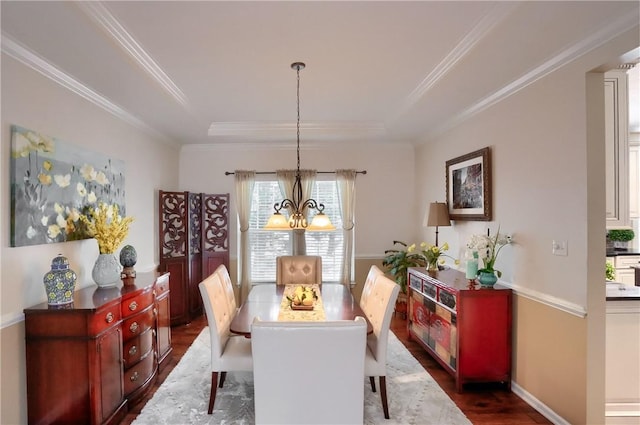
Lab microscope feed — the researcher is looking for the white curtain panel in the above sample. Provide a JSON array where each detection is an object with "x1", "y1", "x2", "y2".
[
  {"x1": 337, "y1": 169, "x2": 357, "y2": 286},
  {"x1": 234, "y1": 170, "x2": 255, "y2": 304}
]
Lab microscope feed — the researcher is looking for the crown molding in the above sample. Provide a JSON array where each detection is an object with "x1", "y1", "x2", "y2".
[
  {"x1": 421, "y1": 9, "x2": 639, "y2": 142},
  {"x1": 392, "y1": 3, "x2": 518, "y2": 123},
  {"x1": 75, "y1": 1, "x2": 190, "y2": 110},
  {"x1": 1, "y1": 34, "x2": 176, "y2": 146},
  {"x1": 182, "y1": 138, "x2": 411, "y2": 153},
  {"x1": 207, "y1": 121, "x2": 387, "y2": 142}
]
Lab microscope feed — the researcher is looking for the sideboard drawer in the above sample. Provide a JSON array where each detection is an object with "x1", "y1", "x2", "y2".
[
  {"x1": 154, "y1": 273, "x2": 170, "y2": 296},
  {"x1": 438, "y1": 288, "x2": 457, "y2": 311},
  {"x1": 409, "y1": 273, "x2": 422, "y2": 292},
  {"x1": 123, "y1": 351, "x2": 155, "y2": 396},
  {"x1": 123, "y1": 328, "x2": 154, "y2": 369},
  {"x1": 423, "y1": 280, "x2": 437, "y2": 300},
  {"x1": 89, "y1": 302, "x2": 122, "y2": 335},
  {"x1": 122, "y1": 289, "x2": 154, "y2": 319},
  {"x1": 122, "y1": 306, "x2": 154, "y2": 341}
]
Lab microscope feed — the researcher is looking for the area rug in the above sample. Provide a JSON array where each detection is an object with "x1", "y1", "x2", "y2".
[{"x1": 132, "y1": 328, "x2": 472, "y2": 425}]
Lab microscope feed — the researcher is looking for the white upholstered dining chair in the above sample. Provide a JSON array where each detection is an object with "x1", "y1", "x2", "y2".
[
  {"x1": 275, "y1": 255, "x2": 322, "y2": 285},
  {"x1": 359, "y1": 264, "x2": 385, "y2": 313},
  {"x1": 213, "y1": 264, "x2": 237, "y2": 315},
  {"x1": 361, "y1": 273, "x2": 400, "y2": 419},
  {"x1": 252, "y1": 317, "x2": 367, "y2": 425},
  {"x1": 198, "y1": 273, "x2": 253, "y2": 414}
]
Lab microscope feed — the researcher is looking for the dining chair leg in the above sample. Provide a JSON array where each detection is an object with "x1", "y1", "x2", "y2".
[
  {"x1": 369, "y1": 376, "x2": 376, "y2": 392},
  {"x1": 218, "y1": 371, "x2": 227, "y2": 388},
  {"x1": 208, "y1": 371, "x2": 218, "y2": 414},
  {"x1": 379, "y1": 376, "x2": 389, "y2": 419}
]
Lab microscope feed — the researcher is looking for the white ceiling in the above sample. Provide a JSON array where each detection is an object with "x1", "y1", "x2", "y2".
[{"x1": 1, "y1": 1, "x2": 638, "y2": 147}]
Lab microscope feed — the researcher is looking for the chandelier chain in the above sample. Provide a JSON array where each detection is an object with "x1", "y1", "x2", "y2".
[{"x1": 296, "y1": 64, "x2": 301, "y2": 175}]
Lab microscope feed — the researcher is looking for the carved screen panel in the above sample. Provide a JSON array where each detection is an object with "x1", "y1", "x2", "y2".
[
  {"x1": 202, "y1": 193, "x2": 229, "y2": 252},
  {"x1": 159, "y1": 191, "x2": 187, "y2": 259}
]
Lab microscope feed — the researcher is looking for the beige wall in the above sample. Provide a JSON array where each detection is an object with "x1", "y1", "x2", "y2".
[
  {"x1": 513, "y1": 295, "x2": 587, "y2": 424},
  {"x1": 413, "y1": 26, "x2": 638, "y2": 425},
  {"x1": 0, "y1": 54, "x2": 180, "y2": 424}
]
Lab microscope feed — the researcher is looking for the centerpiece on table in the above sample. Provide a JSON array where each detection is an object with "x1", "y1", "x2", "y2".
[
  {"x1": 80, "y1": 202, "x2": 134, "y2": 288},
  {"x1": 286, "y1": 285, "x2": 318, "y2": 310},
  {"x1": 467, "y1": 226, "x2": 512, "y2": 288}
]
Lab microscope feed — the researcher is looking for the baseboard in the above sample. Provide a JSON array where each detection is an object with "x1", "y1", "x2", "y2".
[
  {"x1": 605, "y1": 402, "x2": 640, "y2": 425},
  {"x1": 511, "y1": 381, "x2": 570, "y2": 425}
]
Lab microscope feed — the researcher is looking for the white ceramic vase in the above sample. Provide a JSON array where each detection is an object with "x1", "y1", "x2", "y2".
[{"x1": 92, "y1": 253, "x2": 121, "y2": 288}]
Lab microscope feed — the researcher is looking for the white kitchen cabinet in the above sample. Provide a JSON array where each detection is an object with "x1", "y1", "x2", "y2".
[
  {"x1": 605, "y1": 70, "x2": 630, "y2": 228},
  {"x1": 629, "y1": 138, "x2": 639, "y2": 219},
  {"x1": 606, "y1": 299, "x2": 640, "y2": 425},
  {"x1": 611, "y1": 255, "x2": 640, "y2": 286}
]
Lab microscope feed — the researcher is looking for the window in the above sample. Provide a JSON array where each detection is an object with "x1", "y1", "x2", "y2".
[{"x1": 248, "y1": 179, "x2": 344, "y2": 283}]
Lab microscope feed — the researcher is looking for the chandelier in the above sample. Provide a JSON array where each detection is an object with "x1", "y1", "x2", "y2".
[{"x1": 264, "y1": 62, "x2": 335, "y2": 231}]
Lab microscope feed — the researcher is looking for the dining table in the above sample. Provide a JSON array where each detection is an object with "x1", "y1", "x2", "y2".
[{"x1": 230, "y1": 283, "x2": 372, "y2": 336}]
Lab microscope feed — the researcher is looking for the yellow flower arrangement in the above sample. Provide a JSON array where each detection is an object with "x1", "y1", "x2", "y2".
[
  {"x1": 80, "y1": 203, "x2": 134, "y2": 254},
  {"x1": 420, "y1": 242, "x2": 459, "y2": 271}
]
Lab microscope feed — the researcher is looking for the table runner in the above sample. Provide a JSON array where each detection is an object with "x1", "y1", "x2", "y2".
[{"x1": 277, "y1": 284, "x2": 326, "y2": 321}]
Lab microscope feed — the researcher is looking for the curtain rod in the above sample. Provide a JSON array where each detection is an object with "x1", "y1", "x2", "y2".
[{"x1": 224, "y1": 170, "x2": 367, "y2": 175}]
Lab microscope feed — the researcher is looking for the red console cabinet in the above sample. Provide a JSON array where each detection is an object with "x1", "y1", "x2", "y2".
[{"x1": 407, "y1": 267, "x2": 512, "y2": 392}]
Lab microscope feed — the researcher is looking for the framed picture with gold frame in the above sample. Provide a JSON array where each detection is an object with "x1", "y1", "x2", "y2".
[{"x1": 445, "y1": 147, "x2": 491, "y2": 221}]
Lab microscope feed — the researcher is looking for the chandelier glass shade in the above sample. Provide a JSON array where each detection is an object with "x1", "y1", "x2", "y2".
[{"x1": 264, "y1": 62, "x2": 335, "y2": 231}]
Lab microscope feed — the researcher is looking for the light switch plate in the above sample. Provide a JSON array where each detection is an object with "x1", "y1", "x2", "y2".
[{"x1": 552, "y1": 240, "x2": 568, "y2": 256}]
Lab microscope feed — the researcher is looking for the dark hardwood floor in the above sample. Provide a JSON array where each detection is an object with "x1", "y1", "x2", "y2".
[{"x1": 121, "y1": 313, "x2": 551, "y2": 425}]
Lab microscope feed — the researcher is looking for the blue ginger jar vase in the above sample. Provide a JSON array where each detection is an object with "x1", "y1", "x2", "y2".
[{"x1": 43, "y1": 254, "x2": 77, "y2": 305}]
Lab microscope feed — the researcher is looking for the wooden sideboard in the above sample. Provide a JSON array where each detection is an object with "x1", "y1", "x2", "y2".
[
  {"x1": 407, "y1": 267, "x2": 512, "y2": 391},
  {"x1": 24, "y1": 272, "x2": 172, "y2": 425}
]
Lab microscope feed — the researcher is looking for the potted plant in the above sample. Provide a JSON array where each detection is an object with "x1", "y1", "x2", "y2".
[
  {"x1": 606, "y1": 260, "x2": 616, "y2": 281},
  {"x1": 466, "y1": 226, "x2": 512, "y2": 288},
  {"x1": 607, "y1": 229, "x2": 635, "y2": 250},
  {"x1": 383, "y1": 241, "x2": 426, "y2": 293},
  {"x1": 383, "y1": 241, "x2": 426, "y2": 318}
]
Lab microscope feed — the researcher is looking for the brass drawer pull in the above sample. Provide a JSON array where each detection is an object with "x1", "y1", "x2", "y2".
[
  {"x1": 105, "y1": 312, "x2": 114, "y2": 323},
  {"x1": 128, "y1": 301, "x2": 138, "y2": 311},
  {"x1": 129, "y1": 322, "x2": 139, "y2": 333},
  {"x1": 129, "y1": 345, "x2": 137, "y2": 356},
  {"x1": 130, "y1": 371, "x2": 139, "y2": 382}
]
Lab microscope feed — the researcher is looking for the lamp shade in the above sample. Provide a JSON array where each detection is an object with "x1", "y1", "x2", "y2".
[
  {"x1": 424, "y1": 202, "x2": 451, "y2": 227},
  {"x1": 264, "y1": 212, "x2": 290, "y2": 230},
  {"x1": 307, "y1": 212, "x2": 336, "y2": 231}
]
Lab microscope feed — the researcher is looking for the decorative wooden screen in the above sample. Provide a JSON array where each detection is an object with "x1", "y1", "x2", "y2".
[{"x1": 159, "y1": 191, "x2": 229, "y2": 326}]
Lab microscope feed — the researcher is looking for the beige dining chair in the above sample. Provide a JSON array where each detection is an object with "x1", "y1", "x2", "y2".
[
  {"x1": 213, "y1": 264, "x2": 237, "y2": 315},
  {"x1": 252, "y1": 317, "x2": 367, "y2": 425},
  {"x1": 359, "y1": 264, "x2": 385, "y2": 313},
  {"x1": 275, "y1": 255, "x2": 322, "y2": 285},
  {"x1": 198, "y1": 272, "x2": 253, "y2": 414},
  {"x1": 361, "y1": 273, "x2": 400, "y2": 419}
]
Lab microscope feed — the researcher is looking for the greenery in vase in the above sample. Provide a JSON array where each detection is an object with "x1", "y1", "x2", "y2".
[
  {"x1": 467, "y1": 226, "x2": 512, "y2": 278},
  {"x1": 605, "y1": 261, "x2": 616, "y2": 281},
  {"x1": 79, "y1": 202, "x2": 134, "y2": 254},
  {"x1": 383, "y1": 241, "x2": 426, "y2": 294},
  {"x1": 607, "y1": 229, "x2": 635, "y2": 242},
  {"x1": 420, "y1": 242, "x2": 459, "y2": 270}
]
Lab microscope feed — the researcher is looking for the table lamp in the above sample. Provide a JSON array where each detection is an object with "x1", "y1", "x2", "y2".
[{"x1": 424, "y1": 202, "x2": 451, "y2": 246}]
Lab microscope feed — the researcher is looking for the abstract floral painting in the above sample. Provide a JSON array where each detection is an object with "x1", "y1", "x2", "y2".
[{"x1": 10, "y1": 125, "x2": 126, "y2": 247}]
